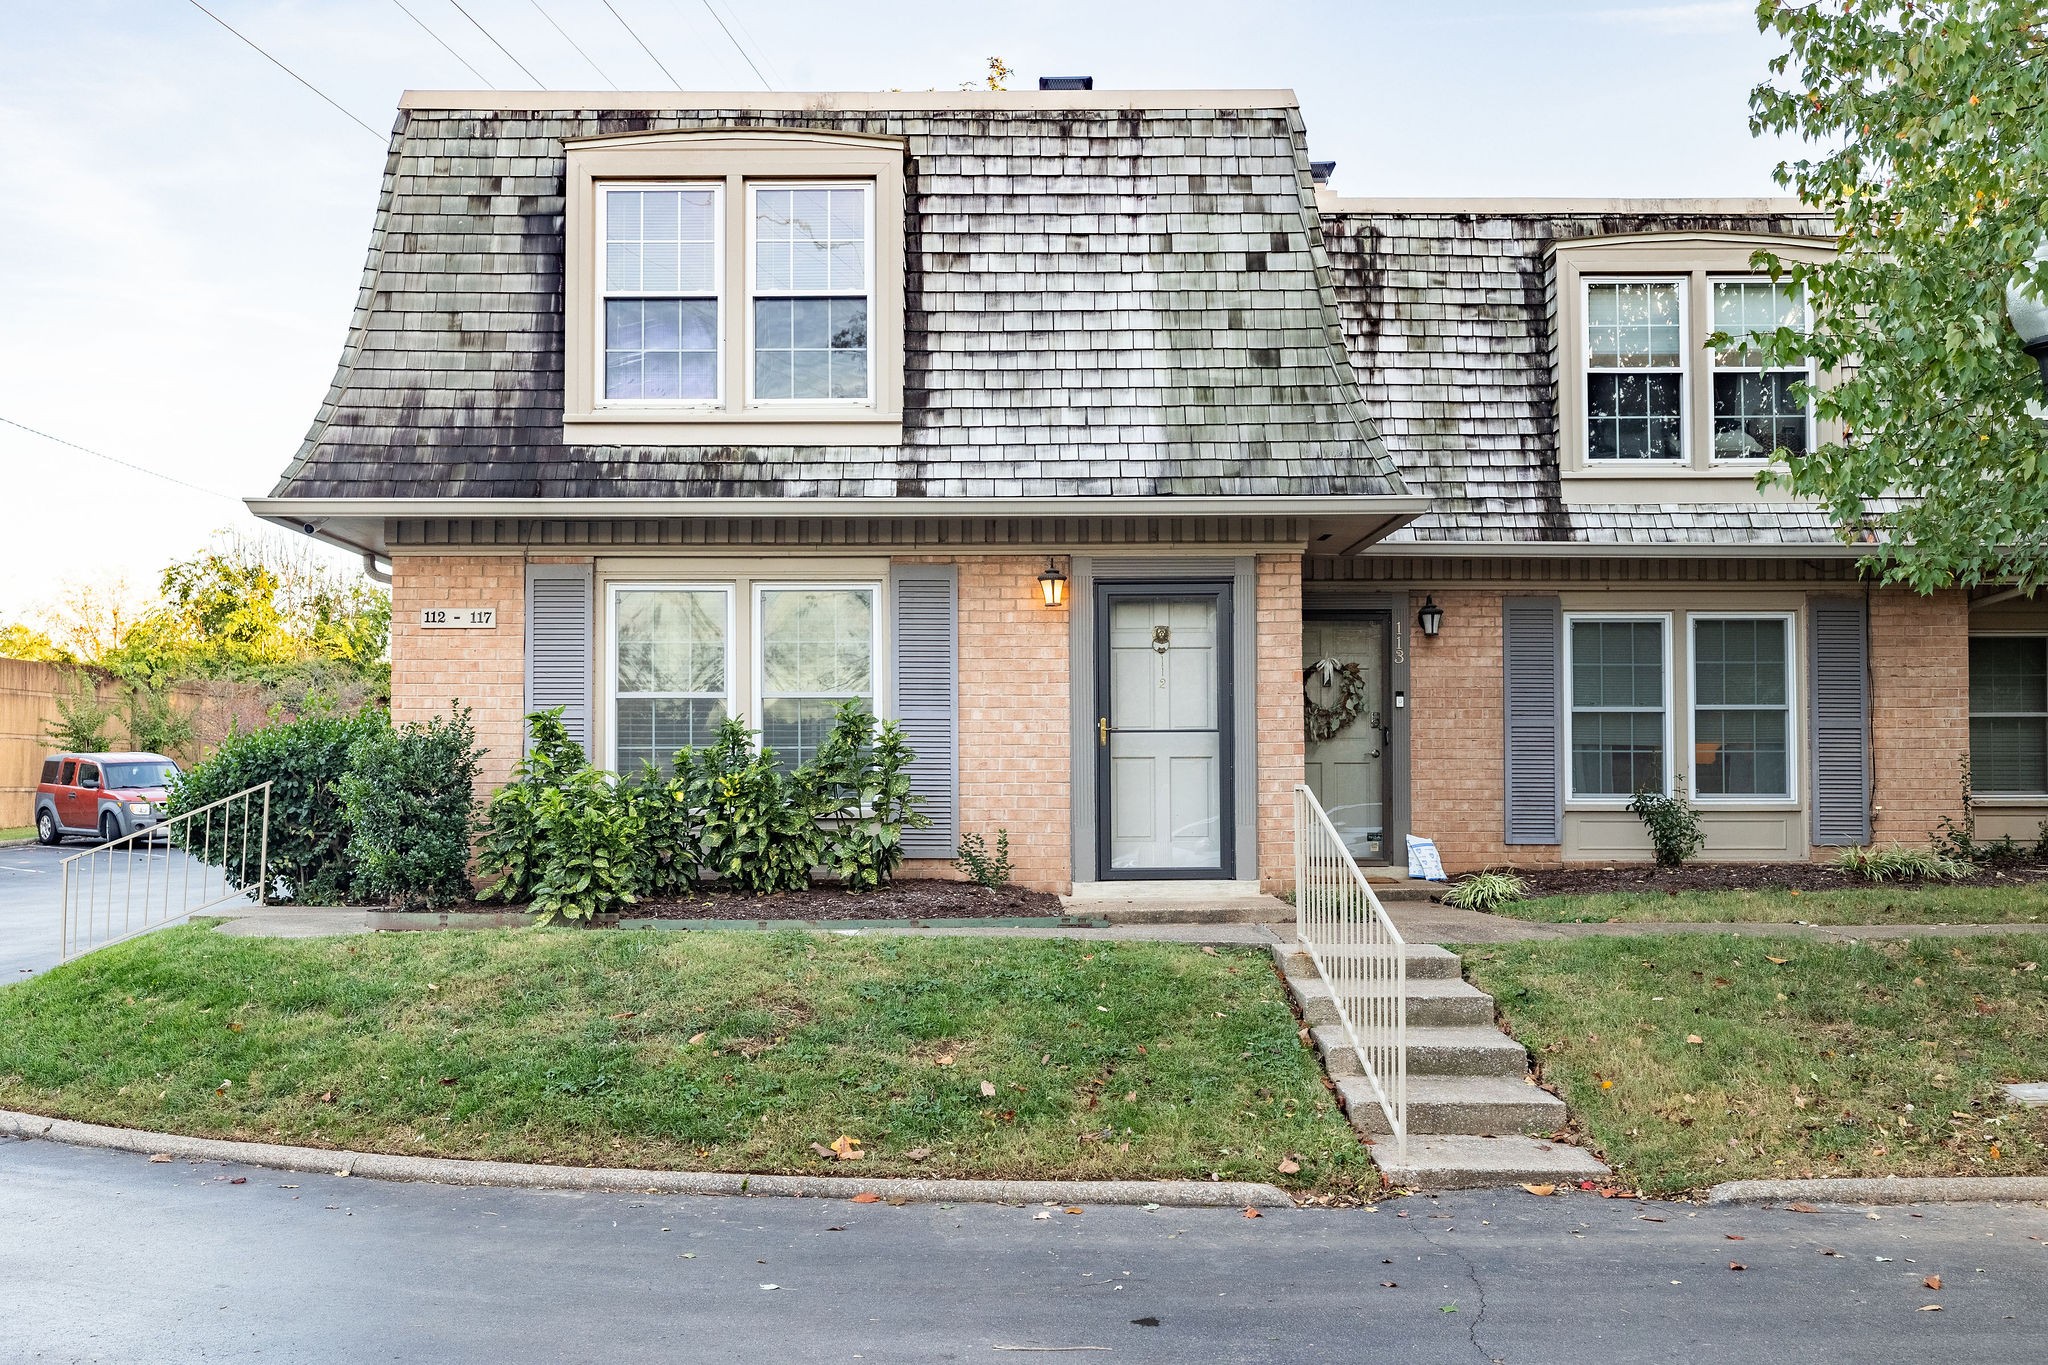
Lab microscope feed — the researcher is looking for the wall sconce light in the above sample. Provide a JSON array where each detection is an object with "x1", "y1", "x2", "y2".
[
  {"x1": 1417, "y1": 594, "x2": 1444, "y2": 639},
  {"x1": 1037, "y1": 558, "x2": 1068, "y2": 608}
]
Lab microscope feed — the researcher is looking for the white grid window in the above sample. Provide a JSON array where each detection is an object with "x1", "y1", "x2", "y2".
[
  {"x1": 602, "y1": 184, "x2": 721, "y2": 402},
  {"x1": 1711, "y1": 279, "x2": 1811, "y2": 460},
  {"x1": 756, "y1": 585, "x2": 876, "y2": 767},
  {"x1": 1567, "y1": 616, "x2": 1671, "y2": 799},
  {"x1": 750, "y1": 185, "x2": 872, "y2": 402},
  {"x1": 610, "y1": 586, "x2": 732, "y2": 776},
  {"x1": 1690, "y1": 615, "x2": 1794, "y2": 799},
  {"x1": 1585, "y1": 279, "x2": 1686, "y2": 461}
]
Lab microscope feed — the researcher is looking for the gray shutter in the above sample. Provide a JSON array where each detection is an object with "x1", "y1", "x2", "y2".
[
  {"x1": 1809, "y1": 597, "x2": 1872, "y2": 845},
  {"x1": 891, "y1": 565, "x2": 958, "y2": 859},
  {"x1": 1503, "y1": 596, "x2": 1563, "y2": 845},
  {"x1": 525, "y1": 563, "x2": 593, "y2": 759}
]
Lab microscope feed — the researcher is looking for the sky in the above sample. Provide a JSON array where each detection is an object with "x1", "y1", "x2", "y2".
[{"x1": 0, "y1": 0, "x2": 1803, "y2": 622}]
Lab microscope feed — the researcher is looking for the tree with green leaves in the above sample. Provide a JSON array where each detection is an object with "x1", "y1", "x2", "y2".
[{"x1": 1741, "y1": 0, "x2": 2048, "y2": 590}]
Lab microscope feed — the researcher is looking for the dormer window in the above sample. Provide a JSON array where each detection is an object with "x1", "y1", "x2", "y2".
[
  {"x1": 562, "y1": 130, "x2": 905, "y2": 445},
  {"x1": 1709, "y1": 278, "x2": 1811, "y2": 460},
  {"x1": 1585, "y1": 280, "x2": 1685, "y2": 461}
]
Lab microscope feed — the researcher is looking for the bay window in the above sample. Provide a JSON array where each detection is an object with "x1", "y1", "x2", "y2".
[
  {"x1": 1710, "y1": 279, "x2": 1811, "y2": 460},
  {"x1": 1690, "y1": 615, "x2": 1793, "y2": 799},
  {"x1": 1969, "y1": 635, "x2": 2048, "y2": 795},
  {"x1": 1567, "y1": 616, "x2": 1670, "y2": 798}
]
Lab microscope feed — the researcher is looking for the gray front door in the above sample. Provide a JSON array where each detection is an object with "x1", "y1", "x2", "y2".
[
  {"x1": 1303, "y1": 612, "x2": 1392, "y2": 862},
  {"x1": 1095, "y1": 584, "x2": 1234, "y2": 879}
]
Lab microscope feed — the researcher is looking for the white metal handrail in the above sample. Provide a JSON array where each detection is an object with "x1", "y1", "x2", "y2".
[
  {"x1": 59, "y1": 782, "x2": 271, "y2": 962},
  {"x1": 1293, "y1": 782, "x2": 1406, "y2": 1155}
]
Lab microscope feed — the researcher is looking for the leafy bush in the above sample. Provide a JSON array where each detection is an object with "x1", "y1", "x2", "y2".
[
  {"x1": 1442, "y1": 870, "x2": 1529, "y2": 912},
  {"x1": 169, "y1": 707, "x2": 386, "y2": 904},
  {"x1": 336, "y1": 705, "x2": 481, "y2": 908},
  {"x1": 679, "y1": 717, "x2": 823, "y2": 895},
  {"x1": 43, "y1": 670, "x2": 119, "y2": 752},
  {"x1": 476, "y1": 710, "x2": 641, "y2": 924},
  {"x1": 1830, "y1": 844, "x2": 1973, "y2": 883},
  {"x1": 1628, "y1": 784, "x2": 1705, "y2": 868},
  {"x1": 623, "y1": 760, "x2": 698, "y2": 899},
  {"x1": 956, "y1": 830, "x2": 1013, "y2": 889},
  {"x1": 1932, "y1": 754, "x2": 1979, "y2": 863},
  {"x1": 124, "y1": 681, "x2": 196, "y2": 759},
  {"x1": 807, "y1": 699, "x2": 928, "y2": 892}
]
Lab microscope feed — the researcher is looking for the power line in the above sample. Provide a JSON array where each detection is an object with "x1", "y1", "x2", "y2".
[
  {"x1": 695, "y1": 0, "x2": 769, "y2": 89},
  {"x1": 392, "y1": 0, "x2": 495, "y2": 87},
  {"x1": 603, "y1": 0, "x2": 682, "y2": 87},
  {"x1": 0, "y1": 417, "x2": 244, "y2": 505},
  {"x1": 183, "y1": 0, "x2": 386, "y2": 142},
  {"x1": 447, "y1": 0, "x2": 546, "y2": 87},
  {"x1": 711, "y1": 0, "x2": 785, "y2": 88},
  {"x1": 530, "y1": 0, "x2": 618, "y2": 88}
]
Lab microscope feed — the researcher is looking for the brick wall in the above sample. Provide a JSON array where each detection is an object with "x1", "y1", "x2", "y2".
[
  {"x1": 1406, "y1": 589, "x2": 1563, "y2": 874},
  {"x1": 1869, "y1": 587, "x2": 1969, "y2": 845},
  {"x1": 388, "y1": 554, "x2": 538, "y2": 790},
  {"x1": 1255, "y1": 554, "x2": 1305, "y2": 893},
  {"x1": 952, "y1": 556, "x2": 1073, "y2": 893}
]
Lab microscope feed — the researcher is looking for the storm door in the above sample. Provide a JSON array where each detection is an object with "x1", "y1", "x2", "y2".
[
  {"x1": 1303, "y1": 612, "x2": 1392, "y2": 862},
  {"x1": 1095, "y1": 584, "x2": 1235, "y2": 879}
]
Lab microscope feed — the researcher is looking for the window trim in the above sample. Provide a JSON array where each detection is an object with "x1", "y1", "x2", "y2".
[
  {"x1": 595, "y1": 181, "x2": 726, "y2": 410},
  {"x1": 751, "y1": 580, "x2": 884, "y2": 763},
  {"x1": 743, "y1": 180, "x2": 877, "y2": 409},
  {"x1": 1967, "y1": 630, "x2": 2048, "y2": 799},
  {"x1": 1563, "y1": 611, "x2": 1674, "y2": 806},
  {"x1": 1686, "y1": 611, "x2": 1797, "y2": 803},
  {"x1": 1705, "y1": 275, "x2": 1815, "y2": 466},
  {"x1": 1582, "y1": 274, "x2": 1690, "y2": 466},
  {"x1": 605, "y1": 582, "x2": 736, "y2": 775}
]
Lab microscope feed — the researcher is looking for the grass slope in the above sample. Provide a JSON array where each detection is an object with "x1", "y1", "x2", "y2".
[
  {"x1": 0, "y1": 926, "x2": 1371, "y2": 1192},
  {"x1": 1461, "y1": 934, "x2": 2048, "y2": 1194},
  {"x1": 1495, "y1": 883, "x2": 2048, "y2": 925}
]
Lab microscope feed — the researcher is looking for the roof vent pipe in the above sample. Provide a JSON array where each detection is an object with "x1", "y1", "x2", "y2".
[
  {"x1": 1037, "y1": 76, "x2": 1094, "y2": 91},
  {"x1": 1309, "y1": 160, "x2": 1336, "y2": 185}
]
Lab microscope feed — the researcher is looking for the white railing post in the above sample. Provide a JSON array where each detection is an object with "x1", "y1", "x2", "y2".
[{"x1": 1292, "y1": 782, "x2": 1406, "y2": 1156}]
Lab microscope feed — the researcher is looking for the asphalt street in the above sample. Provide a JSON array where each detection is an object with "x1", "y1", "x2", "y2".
[
  {"x1": 0, "y1": 841, "x2": 229, "y2": 982},
  {"x1": 2, "y1": 1138, "x2": 2043, "y2": 1363}
]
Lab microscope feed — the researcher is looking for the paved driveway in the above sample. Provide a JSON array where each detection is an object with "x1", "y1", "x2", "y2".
[
  {"x1": 2, "y1": 1139, "x2": 2045, "y2": 1363},
  {"x1": 0, "y1": 840, "x2": 231, "y2": 982}
]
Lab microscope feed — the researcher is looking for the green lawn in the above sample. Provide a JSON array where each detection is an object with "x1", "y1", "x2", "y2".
[
  {"x1": 1495, "y1": 883, "x2": 2048, "y2": 925},
  {"x1": 0, "y1": 925, "x2": 1372, "y2": 1193},
  {"x1": 1460, "y1": 934, "x2": 2048, "y2": 1194}
]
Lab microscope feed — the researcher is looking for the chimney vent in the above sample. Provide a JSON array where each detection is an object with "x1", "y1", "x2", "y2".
[
  {"x1": 1309, "y1": 160, "x2": 1337, "y2": 185},
  {"x1": 1037, "y1": 76, "x2": 1094, "y2": 91}
]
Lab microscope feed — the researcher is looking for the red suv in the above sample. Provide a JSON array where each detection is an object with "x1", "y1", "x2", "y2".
[{"x1": 33, "y1": 752, "x2": 182, "y2": 845}]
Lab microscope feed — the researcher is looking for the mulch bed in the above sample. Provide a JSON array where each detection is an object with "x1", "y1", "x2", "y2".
[
  {"x1": 629, "y1": 878, "x2": 1066, "y2": 921},
  {"x1": 1515, "y1": 857, "x2": 2048, "y2": 898}
]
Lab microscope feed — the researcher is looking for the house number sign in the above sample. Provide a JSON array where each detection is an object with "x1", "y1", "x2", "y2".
[{"x1": 419, "y1": 607, "x2": 497, "y2": 629}]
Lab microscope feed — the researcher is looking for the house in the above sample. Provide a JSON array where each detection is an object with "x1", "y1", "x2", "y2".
[{"x1": 252, "y1": 86, "x2": 2034, "y2": 894}]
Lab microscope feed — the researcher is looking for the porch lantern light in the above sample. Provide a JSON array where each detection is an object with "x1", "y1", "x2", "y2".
[
  {"x1": 1417, "y1": 594, "x2": 1444, "y2": 639},
  {"x1": 1037, "y1": 558, "x2": 1068, "y2": 608},
  {"x1": 2008, "y1": 238, "x2": 2048, "y2": 399}
]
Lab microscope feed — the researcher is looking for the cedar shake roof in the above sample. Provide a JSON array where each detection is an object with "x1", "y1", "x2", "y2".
[
  {"x1": 1321, "y1": 202, "x2": 1847, "y2": 545},
  {"x1": 270, "y1": 93, "x2": 1407, "y2": 503}
]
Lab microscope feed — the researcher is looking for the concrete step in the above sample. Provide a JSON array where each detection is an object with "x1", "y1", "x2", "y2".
[
  {"x1": 1336, "y1": 1075, "x2": 1566, "y2": 1137},
  {"x1": 1290, "y1": 975, "x2": 1494, "y2": 1028},
  {"x1": 1370, "y1": 885, "x2": 1444, "y2": 904},
  {"x1": 1311, "y1": 1023, "x2": 1528, "y2": 1079},
  {"x1": 1371, "y1": 1134, "x2": 1611, "y2": 1190},
  {"x1": 1084, "y1": 902, "x2": 1283, "y2": 925},
  {"x1": 1271, "y1": 941, "x2": 1462, "y2": 981}
]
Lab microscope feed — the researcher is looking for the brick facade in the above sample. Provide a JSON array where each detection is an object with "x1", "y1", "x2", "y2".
[
  {"x1": 1869, "y1": 587, "x2": 1969, "y2": 846},
  {"x1": 1255, "y1": 554, "x2": 1305, "y2": 893},
  {"x1": 1406, "y1": 589, "x2": 1563, "y2": 874},
  {"x1": 388, "y1": 553, "x2": 536, "y2": 789}
]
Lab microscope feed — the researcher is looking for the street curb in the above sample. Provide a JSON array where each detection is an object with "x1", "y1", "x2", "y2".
[
  {"x1": 0, "y1": 1109, "x2": 1295, "y2": 1208},
  {"x1": 1707, "y1": 1176, "x2": 2048, "y2": 1206}
]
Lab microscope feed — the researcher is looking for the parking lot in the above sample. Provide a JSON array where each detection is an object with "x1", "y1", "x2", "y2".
[{"x1": 0, "y1": 840, "x2": 224, "y2": 981}]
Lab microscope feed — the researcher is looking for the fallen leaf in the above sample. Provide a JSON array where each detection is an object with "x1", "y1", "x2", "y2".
[
  {"x1": 1636, "y1": 1215, "x2": 1666, "y2": 1223},
  {"x1": 1064, "y1": 1207, "x2": 1084, "y2": 1215},
  {"x1": 1725, "y1": 1234, "x2": 1745, "y2": 1241},
  {"x1": 811, "y1": 1143, "x2": 837, "y2": 1159},
  {"x1": 1242, "y1": 1206, "x2": 1263, "y2": 1218},
  {"x1": 829, "y1": 1135, "x2": 864, "y2": 1162},
  {"x1": 227, "y1": 1021, "x2": 243, "y2": 1032},
  {"x1": 905, "y1": 1147, "x2": 931, "y2": 1162},
  {"x1": 1729, "y1": 1262, "x2": 1747, "y2": 1272},
  {"x1": 980, "y1": 1080, "x2": 997, "y2": 1098},
  {"x1": 1124, "y1": 1091, "x2": 1137, "y2": 1102},
  {"x1": 148, "y1": 1153, "x2": 172, "y2": 1163},
  {"x1": 1380, "y1": 1281, "x2": 1398, "y2": 1288},
  {"x1": 1201, "y1": 945, "x2": 1218, "y2": 955},
  {"x1": 1520, "y1": 1183, "x2": 1557, "y2": 1197},
  {"x1": 1765, "y1": 955, "x2": 1789, "y2": 965},
  {"x1": 1924, "y1": 1275, "x2": 1942, "y2": 1290},
  {"x1": 438, "y1": 1077, "x2": 457, "y2": 1086},
  {"x1": 934, "y1": 1054, "x2": 955, "y2": 1067},
  {"x1": 1788, "y1": 1202, "x2": 1820, "y2": 1214},
  {"x1": 760, "y1": 1284, "x2": 780, "y2": 1291},
  {"x1": 850, "y1": 1192, "x2": 882, "y2": 1204},
  {"x1": 1821, "y1": 1248, "x2": 1841, "y2": 1257},
  {"x1": 609, "y1": 1011, "x2": 636, "y2": 1020},
  {"x1": 1685, "y1": 1035, "x2": 1704, "y2": 1045},
  {"x1": 1990, "y1": 1144, "x2": 2003, "y2": 1160},
  {"x1": 687, "y1": 1032, "x2": 708, "y2": 1045},
  {"x1": 229, "y1": 1177, "x2": 247, "y2": 1185},
  {"x1": 317, "y1": 1091, "x2": 335, "y2": 1104},
  {"x1": 1601, "y1": 1079, "x2": 1614, "y2": 1089},
  {"x1": 1277, "y1": 1156, "x2": 1302, "y2": 1175},
  {"x1": 1918, "y1": 1304, "x2": 1942, "y2": 1312}
]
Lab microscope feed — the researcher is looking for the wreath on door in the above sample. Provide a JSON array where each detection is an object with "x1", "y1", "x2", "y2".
[{"x1": 1303, "y1": 658, "x2": 1371, "y2": 742}]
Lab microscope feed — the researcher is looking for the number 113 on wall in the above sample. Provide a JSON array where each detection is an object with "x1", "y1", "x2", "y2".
[{"x1": 419, "y1": 607, "x2": 496, "y2": 629}]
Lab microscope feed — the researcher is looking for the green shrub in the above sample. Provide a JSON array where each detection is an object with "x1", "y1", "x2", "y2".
[
  {"x1": 807, "y1": 699, "x2": 928, "y2": 892},
  {"x1": 623, "y1": 760, "x2": 698, "y2": 899},
  {"x1": 335, "y1": 704, "x2": 481, "y2": 908},
  {"x1": 1830, "y1": 844, "x2": 1973, "y2": 883},
  {"x1": 678, "y1": 717, "x2": 823, "y2": 895},
  {"x1": 1628, "y1": 784, "x2": 1705, "y2": 868},
  {"x1": 169, "y1": 706, "x2": 386, "y2": 904},
  {"x1": 1442, "y1": 870, "x2": 1529, "y2": 912},
  {"x1": 1932, "y1": 754, "x2": 1980, "y2": 863},
  {"x1": 956, "y1": 829, "x2": 1013, "y2": 889},
  {"x1": 43, "y1": 670, "x2": 119, "y2": 752},
  {"x1": 123, "y1": 681, "x2": 196, "y2": 759},
  {"x1": 476, "y1": 710, "x2": 642, "y2": 923}
]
